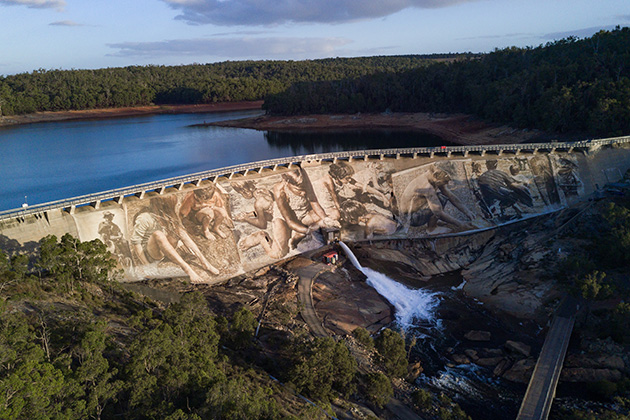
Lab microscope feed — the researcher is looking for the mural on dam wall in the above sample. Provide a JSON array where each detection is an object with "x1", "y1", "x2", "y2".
[
  {"x1": 73, "y1": 183, "x2": 243, "y2": 283},
  {"x1": 303, "y1": 161, "x2": 397, "y2": 241},
  {"x1": 226, "y1": 168, "x2": 331, "y2": 271},
  {"x1": 4, "y1": 150, "x2": 595, "y2": 283}
]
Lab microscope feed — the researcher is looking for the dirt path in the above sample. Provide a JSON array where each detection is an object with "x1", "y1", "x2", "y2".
[{"x1": 294, "y1": 261, "x2": 330, "y2": 337}]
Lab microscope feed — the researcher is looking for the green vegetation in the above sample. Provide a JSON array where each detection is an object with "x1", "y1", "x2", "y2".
[
  {"x1": 0, "y1": 235, "x2": 369, "y2": 419},
  {"x1": 558, "y1": 198, "x2": 630, "y2": 308},
  {"x1": 3, "y1": 27, "x2": 628, "y2": 137},
  {"x1": 352, "y1": 326, "x2": 374, "y2": 349},
  {"x1": 265, "y1": 27, "x2": 630, "y2": 137},
  {"x1": 288, "y1": 336, "x2": 357, "y2": 401},
  {"x1": 0, "y1": 55, "x2": 449, "y2": 116},
  {"x1": 363, "y1": 372, "x2": 392, "y2": 409},
  {"x1": 411, "y1": 388, "x2": 433, "y2": 410},
  {"x1": 554, "y1": 195, "x2": 630, "y2": 418},
  {"x1": 375, "y1": 328, "x2": 408, "y2": 377}
]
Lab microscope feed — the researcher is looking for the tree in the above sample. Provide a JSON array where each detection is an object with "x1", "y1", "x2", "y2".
[
  {"x1": 375, "y1": 328, "x2": 408, "y2": 377},
  {"x1": 0, "y1": 308, "x2": 67, "y2": 420},
  {"x1": 412, "y1": 388, "x2": 433, "y2": 410},
  {"x1": 37, "y1": 234, "x2": 117, "y2": 293},
  {"x1": 228, "y1": 306, "x2": 257, "y2": 349},
  {"x1": 204, "y1": 375, "x2": 280, "y2": 420},
  {"x1": 352, "y1": 327, "x2": 374, "y2": 349},
  {"x1": 72, "y1": 322, "x2": 123, "y2": 420},
  {"x1": 576, "y1": 271, "x2": 612, "y2": 300},
  {"x1": 127, "y1": 292, "x2": 221, "y2": 416},
  {"x1": 364, "y1": 372, "x2": 392, "y2": 409},
  {"x1": 289, "y1": 337, "x2": 357, "y2": 401}
]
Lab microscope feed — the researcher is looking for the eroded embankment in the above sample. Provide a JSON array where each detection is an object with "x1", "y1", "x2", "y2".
[{"x1": 206, "y1": 112, "x2": 549, "y2": 146}]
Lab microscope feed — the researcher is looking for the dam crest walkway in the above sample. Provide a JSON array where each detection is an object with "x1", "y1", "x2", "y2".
[{"x1": 1, "y1": 135, "x2": 628, "y2": 222}]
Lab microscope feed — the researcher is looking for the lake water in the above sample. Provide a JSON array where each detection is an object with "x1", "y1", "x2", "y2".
[{"x1": 0, "y1": 110, "x2": 447, "y2": 211}]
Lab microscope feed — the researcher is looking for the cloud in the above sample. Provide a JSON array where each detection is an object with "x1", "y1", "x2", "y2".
[
  {"x1": 0, "y1": 0, "x2": 65, "y2": 10},
  {"x1": 211, "y1": 30, "x2": 273, "y2": 37},
  {"x1": 160, "y1": 0, "x2": 470, "y2": 26},
  {"x1": 107, "y1": 37, "x2": 352, "y2": 59},
  {"x1": 456, "y1": 32, "x2": 532, "y2": 41},
  {"x1": 542, "y1": 25, "x2": 620, "y2": 41},
  {"x1": 49, "y1": 20, "x2": 83, "y2": 26}
]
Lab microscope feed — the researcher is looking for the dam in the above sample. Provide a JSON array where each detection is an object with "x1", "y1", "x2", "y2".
[{"x1": 1, "y1": 136, "x2": 629, "y2": 283}]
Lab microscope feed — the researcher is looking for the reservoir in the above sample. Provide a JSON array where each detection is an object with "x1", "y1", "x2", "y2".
[{"x1": 0, "y1": 110, "x2": 447, "y2": 211}]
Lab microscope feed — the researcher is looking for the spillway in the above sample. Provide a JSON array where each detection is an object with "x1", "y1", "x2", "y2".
[{"x1": 339, "y1": 241, "x2": 440, "y2": 330}]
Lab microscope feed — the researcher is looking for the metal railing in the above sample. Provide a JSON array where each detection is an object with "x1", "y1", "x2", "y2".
[{"x1": 1, "y1": 135, "x2": 628, "y2": 222}]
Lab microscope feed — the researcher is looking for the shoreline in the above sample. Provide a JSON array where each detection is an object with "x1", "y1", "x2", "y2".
[
  {"x1": 0, "y1": 101, "x2": 264, "y2": 127},
  {"x1": 0, "y1": 100, "x2": 566, "y2": 146},
  {"x1": 204, "y1": 111, "x2": 553, "y2": 146}
]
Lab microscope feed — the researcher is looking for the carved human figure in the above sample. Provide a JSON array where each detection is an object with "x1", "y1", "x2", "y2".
[
  {"x1": 234, "y1": 169, "x2": 331, "y2": 259},
  {"x1": 131, "y1": 197, "x2": 219, "y2": 282},
  {"x1": 398, "y1": 165, "x2": 476, "y2": 233},
  {"x1": 323, "y1": 162, "x2": 396, "y2": 237},
  {"x1": 476, "y1": 160, "x2": 533, "y2": 219},
  {"x1": 98, "y1": 211, "x2": 132, "y2": 268},
  {"x1": 529, "y1": 155, "x2": 560, "y2": 205},
  {"x1": 179, "y1": 184, "x2": 234, "y2": 240}
]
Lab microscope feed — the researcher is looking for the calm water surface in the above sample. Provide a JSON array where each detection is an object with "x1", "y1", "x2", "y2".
[{"x1": 0, "y1": 110, "x2": 447, "y2": 211}]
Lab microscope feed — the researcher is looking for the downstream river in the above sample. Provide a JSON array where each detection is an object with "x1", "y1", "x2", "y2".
[{"x1": 0, "y1": 110, "x2": 447, "y2": 212}]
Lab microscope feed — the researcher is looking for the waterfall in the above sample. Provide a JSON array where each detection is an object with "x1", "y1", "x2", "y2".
[{"x1": 339, "y1": 242, "x2": 440, "y2": 330}]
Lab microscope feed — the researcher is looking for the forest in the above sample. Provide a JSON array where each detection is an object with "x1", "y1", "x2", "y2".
[
  {"x1": 264, "y1": 27, "x2": 630, "y2": 137},
  {"x1": 3, "y1": 233, "x2": 470, "y2": 420},
  {"x1": 2, "y1": 28, "x2": 630, "y2": 138},
  {"x1": 0, "y1": 55, "x2": 457, "y2": 116}
]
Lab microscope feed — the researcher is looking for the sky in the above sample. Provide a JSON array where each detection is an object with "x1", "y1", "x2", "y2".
[{"x1": 1, "y1": 0, "x2": 629, "y2": 76}]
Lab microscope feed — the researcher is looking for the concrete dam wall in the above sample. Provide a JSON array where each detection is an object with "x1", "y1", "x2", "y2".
[{"x1": 2, "y1": 137, "x2": 630, "y2": 283}]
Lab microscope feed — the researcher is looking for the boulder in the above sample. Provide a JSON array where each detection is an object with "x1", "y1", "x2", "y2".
[
  {"x1": 452, "y1": 354, "x2": 471, "y2": 365},
  {"x1": 483, "y1": 348, "x2": 504, "y2": 356},
  {"x1": 464, "y1": 349, "x2": 479, "y2": 362},
  {"x1": 464, "y1": 330, "x2": 491, "y2": 342},
  {"x1": 407, "y1": 361, "x2": 424, "y2": 381},
  {"x1": 476, "y1": 357, "x2": 504, "y2": 367},
  {"x1": 560, "y1": 368, "x2": 623, "y2": 383},
  {"x1": 493, "y1": 359, "x2": 513, "y2": 377},
  {"x1": 505, "y1": 340, "x2": 531, "y2": 358},
  {"x1": 502, "y1": 358, "x2": 537, "y2": 383}
]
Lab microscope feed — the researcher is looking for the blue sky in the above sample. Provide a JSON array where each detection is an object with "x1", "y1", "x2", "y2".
[{"x1": 1, "y1": 0, "x2": 628, "y2": 76}]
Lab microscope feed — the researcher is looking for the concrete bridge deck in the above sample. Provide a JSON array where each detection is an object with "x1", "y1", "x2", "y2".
[
  {"x1": 517, "y1": 297, "x2": 580, "y2": 420},
  {"x1": 2, "y1": 135, "x2": 628, "y2": 222}
]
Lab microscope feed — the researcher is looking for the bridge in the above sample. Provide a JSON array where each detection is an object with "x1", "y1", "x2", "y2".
[
  {"x1": 1, "y1": 135, "x2": 628, "y2": 222},
  {"x1": 517, "y1": 297, "x2": 580, "y2": 420}
]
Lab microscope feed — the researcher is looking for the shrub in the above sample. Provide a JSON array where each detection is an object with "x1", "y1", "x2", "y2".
[
  {"x1": 364, "y1": 372, "x2": 392, "y2": 409},
  {"x1": 352, "y1": 327, "x2": 374, "y2": 349},
  {"x1": 375, "y1": 328, "x2": 407, "y2": 377},
  {"x1": 289, "y1": 337, "x2": 357, "y2": 401},
  {"x1": 412, "y1": 388, "x2": 433, "y2": 410}
]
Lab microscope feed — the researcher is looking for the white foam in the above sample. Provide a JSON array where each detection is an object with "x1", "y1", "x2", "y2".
[{"x1": 339, "y1": 242, "x2": 440, "y2": 330}]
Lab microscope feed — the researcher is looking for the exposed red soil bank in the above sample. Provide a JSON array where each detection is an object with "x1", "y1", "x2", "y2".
[
  {"x1": 207, "y1": 111, "x2": 546, "y2": 146},
  {"x1": 1, "y1": 100, "x2": 551, "y2": 146},
  {"x1": 0, "y1": 101, "x2": 264, "y2": 127}
]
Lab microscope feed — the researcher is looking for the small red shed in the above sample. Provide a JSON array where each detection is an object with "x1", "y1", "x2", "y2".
[{"x1": 323, "y1": 251, "x2": 339, "y2": 265}]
